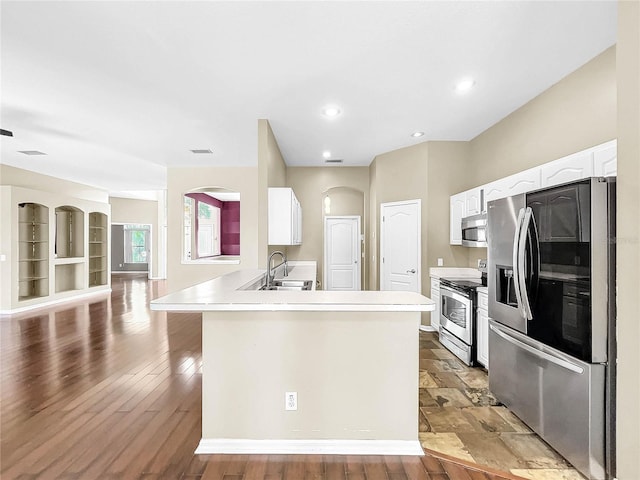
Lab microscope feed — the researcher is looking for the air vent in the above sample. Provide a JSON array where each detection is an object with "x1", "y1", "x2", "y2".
[
  {"x1": 18, "y1": 150, "x2": 46, "y2": 155},
  {"x1": 190, "y1": 149, "x2": 213, "y2": 154},
  {"x1": 1, "y1": 129, "x2": 13, "y2": 137},
  {"x1": 324, "y1": 159, "x2": 343, "y2": 164}
]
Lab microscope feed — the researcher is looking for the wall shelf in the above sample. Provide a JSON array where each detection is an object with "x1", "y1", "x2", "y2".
[
  {"x1": 55, "y1": 205, "x2": 84, "y2": 258},
  {"x1": 17, "y1": 202, "x2": 50, "y2": 301},
  {"x1": 88, "y1": 212, "x2": 108, "y2": 287},
  {"x1": 2, "y1": 186, "x2": 111, "y2": 313}
]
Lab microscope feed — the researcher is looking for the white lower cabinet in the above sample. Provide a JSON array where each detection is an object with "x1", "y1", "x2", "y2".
[
  {"x1": 476, "y1": 289, "x2": 489, "y2": 368},
  {"x1": 430, "y1": 277, "x2": 441, "y2": 332}
]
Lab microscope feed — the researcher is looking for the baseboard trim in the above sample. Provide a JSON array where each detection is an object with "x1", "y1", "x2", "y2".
[
  {"x1": 1, "y1": 288, "x2": 112, "y2": 316},
  {"x1": 195, "y1": 439, "x2": 424, "y2": 456},
  {"x1": 420, "y1": 325, "x2": 436, "y2": 332}
]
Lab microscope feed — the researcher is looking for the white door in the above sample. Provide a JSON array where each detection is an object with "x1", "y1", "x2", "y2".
[
  {"x1": 324, "y1": 216, "x2": 361, "y2": 291},
  {"x1": 380, "y1": 200, "x2": 421, "y2": 292}
]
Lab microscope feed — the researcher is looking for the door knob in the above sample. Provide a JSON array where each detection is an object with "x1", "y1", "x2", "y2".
[{"x1": 407, "y1": 269, "x2": 416, "y2": 273}]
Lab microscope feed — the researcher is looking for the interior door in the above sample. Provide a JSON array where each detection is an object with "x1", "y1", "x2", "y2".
[
  {"x1": 380, "y1": 200, "x2": 421, "y2": 292},
  {"x1": 324, "y1": 216, "x2": 361, "y2": 291}
]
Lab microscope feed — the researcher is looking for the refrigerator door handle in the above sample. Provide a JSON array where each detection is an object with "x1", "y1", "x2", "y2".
[
  {"x1": 490, "y1": 324, "x2": 584, "y2": 374},
  {"x1": 512, "y1": 208, "x2": 526, "y2": 319},
  {"x1": 518, "y1": 207, "x2": 534, "y2": 320}
]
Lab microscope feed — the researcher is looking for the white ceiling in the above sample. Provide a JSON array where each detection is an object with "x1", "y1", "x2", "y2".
[{"x1": 0, "y1": 1, "x2": 617, "y2": 194}]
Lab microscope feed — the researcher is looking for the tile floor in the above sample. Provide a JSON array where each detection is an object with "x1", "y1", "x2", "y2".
[{"x1": 418, "y1": 332, "x2": 586, "y2": 480}]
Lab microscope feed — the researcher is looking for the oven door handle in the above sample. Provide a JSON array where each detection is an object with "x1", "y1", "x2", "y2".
[
  {"x1": 490, "y1": 324, "x2": 584, "y2": 374},
  {"x1": 439, "y1": 285, "x2": 472, "y2": 306}
]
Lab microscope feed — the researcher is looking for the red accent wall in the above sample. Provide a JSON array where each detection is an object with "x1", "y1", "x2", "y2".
[
  {"x1": 185, "y1": 193, "x2": 240, "y2": 257},
  {"x1": 221, "y1": 201, "x2": 240, "y2": 255}
]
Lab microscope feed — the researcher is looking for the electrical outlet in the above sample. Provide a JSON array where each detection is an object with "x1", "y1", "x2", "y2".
[
  {"x1": 285, "y1": 391, "x2": 297, "y2": 411},
  {"x1": 437, "y1": 258, "x2": 444, "y2": 266}
]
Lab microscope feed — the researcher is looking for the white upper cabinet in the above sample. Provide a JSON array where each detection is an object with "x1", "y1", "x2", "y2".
[
  {"x1": 465, "y1": 187, "x2": 483, "y2": 216},
  {"x1": 484, "y1": 167, "x2": 541, "y2": 205},
  {"x1": 483, "y1": 177, "x2": 509, "y2": 205},
  {"x1": 593, "y1": 140, "x2": 617, "y2": 177},
  {"x1": 268, "y1": 187, "x2": 302, "y2": 246},
  {"x1": 449, "y1": 192, "x2": 466, "y2": 245},
  {"x1": 450, "y1": 140, "x2": 616, "y2": 249},
  {"x1": 503, "y1": 167, "x2": 541, "y2": 196},
  {"x1": 541, "y1": 150, "x2": 593, "y2": 188}
]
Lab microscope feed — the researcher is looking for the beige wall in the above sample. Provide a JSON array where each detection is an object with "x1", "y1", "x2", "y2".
[
  {"x1": 0, "y1": 164, "x2": 109, "y2": 203},
  {"x1": 109, "y1": 197, "x2": 160, "y2": 278},
  {"x1": 369, "y1": 143, "x2": 431, "y2": 324},
  {"x1": 615, "y1": 1, "x2": 640, "y2": 477},
  {"x1": 425, "y1": 142, "x2": 473, "y2": 272},
  {"x1": 202, "y1": 310, "x2": 419, "y2": 442},
  {"x1": 370, "y1": 142, "x2": 429, "y2": 293},
  {"x1": 166, "y1": 167, "x2": 259, "y2": 291},
  {"x1": 469, "y1": 46, "x2": 616, "y2": 187},
  {"x1": 286, "y1": 167, "x2": 369, "y2": 289},
  {"x1": 463, "y1": 46, "x2": 617, "y2": 270},
  {"x1": 258, "y1": 119, "x2": 287, "y2": 266}
]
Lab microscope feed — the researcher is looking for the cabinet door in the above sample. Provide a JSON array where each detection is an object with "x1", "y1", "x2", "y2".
[
  {"x1": 541, "y1": 151, "x2": 592, "y2": 188},
  {"x1": 449, "y1": 192, "x2": 466, "y2": 245},
  {"x1": 465, "y1": 188, "x2": 482, "y2": 216},
  {"x1": 593, "y1": 140, "x2": 617, "y2": 177},
  {"x1": 484, "y1": 178, "x2": 509, "y2": 205},
  {"x1": 476, "y1": 307, "x2": 489, "y2": 368},
  {"x1": 430, "y1": 278, "x2": 440, "y2": 331},
  {"x1": 268, "y1": 188, "x2": 294, "y2": 245},
  {"x1": 504, "y1": 168, "x2": 541, "y2": 197}
]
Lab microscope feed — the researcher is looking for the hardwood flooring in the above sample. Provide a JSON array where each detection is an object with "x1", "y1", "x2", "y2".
[{"x1": 1, "y1": 274, "x2": 551, "y2": 479}]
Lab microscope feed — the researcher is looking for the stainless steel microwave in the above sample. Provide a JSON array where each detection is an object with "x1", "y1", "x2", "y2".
[{"x1": 461, "y1": 213, "x2": 487, "y2": 247}]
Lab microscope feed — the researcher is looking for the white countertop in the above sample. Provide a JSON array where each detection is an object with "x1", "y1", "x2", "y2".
[
  {"x1": 151, "y1": 262, "x2": 435, "y2": 313},
  {"x1": 429, "y1": 267, "x2": 482, "y2": 279}
]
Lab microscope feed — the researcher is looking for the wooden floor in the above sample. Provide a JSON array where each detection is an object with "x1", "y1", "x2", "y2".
[{"x1": 1, "y1": 274, "x2": 524, "y2": 480}]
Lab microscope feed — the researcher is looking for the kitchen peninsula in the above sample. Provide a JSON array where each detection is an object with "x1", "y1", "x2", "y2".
[{"x1": 150, "y1": 262, "x2": 435, "y2": 456}]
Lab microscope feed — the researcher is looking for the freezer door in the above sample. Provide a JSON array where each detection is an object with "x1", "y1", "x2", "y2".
[
  {"x1": 487, "y1": 194, "x2": 528, "y2": 333},
  {"x1": 488, "y1": 320, "x2": 606, "y2": 480}
]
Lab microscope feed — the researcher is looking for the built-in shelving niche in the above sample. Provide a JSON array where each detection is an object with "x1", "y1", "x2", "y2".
[
  {"x1": 18, "y1": 202, "x2": 50, "y2": 301},
  {"x1": 54, "y1": 206, "x2": 84, "y2": 293},
  {"x1": 55, "y1": 205, "x2": 84, "y2": 259},
  {"x1": 88, "y1": 212, "x2": 108, "y2": 287}
]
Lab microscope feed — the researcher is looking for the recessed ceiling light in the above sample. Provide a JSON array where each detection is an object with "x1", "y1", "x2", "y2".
[
  {"x1": 190, "y1": 149, "x2": 213, "y2": 154},
  {"x1": 322, "y1": 151, "x2": 331, "y2": 159},
  {"x1": 18, "y1": 150, "x2": 46, "y2": 155},
  {"x1": 411, "y1": 132, "x2": 424, "y2": 138},
  {"x1": 322, "y1": 105, "x2": 341, "y2": 118},
  {"x1": 455, "y1": 78, "x2": 476, "y2": 93}
]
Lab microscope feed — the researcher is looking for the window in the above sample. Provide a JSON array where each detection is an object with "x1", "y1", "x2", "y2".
[
  {"x1": 124, "y1": 225, "x2": 150, "y2": 263},
  {"x1": 182, "y1": 189, "x2": 241, "y2": 263},
  {"x1": 197, "y1": 202, "x2": 220, "y2": 257}
]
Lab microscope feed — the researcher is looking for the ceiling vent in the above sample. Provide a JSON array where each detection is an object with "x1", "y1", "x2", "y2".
[
  {"x1": 324, "y1": 159, "x2": 343, "y2": 164},
  {"x1": 18, "y1": 150, "x2": 46, "y2": 155},
  {"x1": 190, "y1": 149, "x2": 213, "y2": 154},
  {"x1": 1, "y1": 129, "x2": 13, "y2": 137}
]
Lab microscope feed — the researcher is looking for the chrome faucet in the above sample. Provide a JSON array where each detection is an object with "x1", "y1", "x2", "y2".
[{"x1": 266, "y1": 251, "x2": 288, "y2": 288}]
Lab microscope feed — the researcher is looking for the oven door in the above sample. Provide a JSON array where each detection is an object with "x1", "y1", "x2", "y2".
[{"x1": 440, "y1": 286, "x2": 473, "y2": 344}]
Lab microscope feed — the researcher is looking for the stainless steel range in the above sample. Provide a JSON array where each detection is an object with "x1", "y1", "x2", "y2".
[{"x1": 439, "y1": 277, "x2": 483, "y2": 366}]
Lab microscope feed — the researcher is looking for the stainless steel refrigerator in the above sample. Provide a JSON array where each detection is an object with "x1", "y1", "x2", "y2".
[{"x1": 487, "y1": 177, "x2": 616, "y2": 480}]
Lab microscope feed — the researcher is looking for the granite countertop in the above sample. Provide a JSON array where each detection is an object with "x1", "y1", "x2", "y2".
[{"x1": 151, "y1": 261, "x2": 435, "y2": 313}]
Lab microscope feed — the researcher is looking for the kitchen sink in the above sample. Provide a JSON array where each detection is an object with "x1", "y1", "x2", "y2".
[{"x1": 260, "y1": 280, "x2": 313, "y2": 291}]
